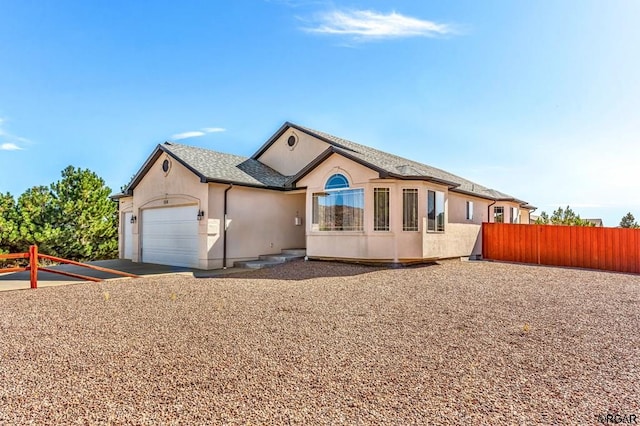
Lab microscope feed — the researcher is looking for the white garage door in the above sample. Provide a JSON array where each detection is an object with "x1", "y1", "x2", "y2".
[{"x1": 141, "y1": 205, "x2": 199, "y2": 268}]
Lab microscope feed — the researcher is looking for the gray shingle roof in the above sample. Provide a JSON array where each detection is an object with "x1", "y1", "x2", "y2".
[
  {"x1": 162, "y1": 142, "x2": 288, "y2": 188},
  {"x1": 292, "y1": 124, "x2": 523, "y2": 202},
  {"x1": 133, "y1": 123, "x2": 527, "y2": 205}
]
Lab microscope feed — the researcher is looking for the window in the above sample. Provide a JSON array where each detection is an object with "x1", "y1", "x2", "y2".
[
  {"x1": 403, "y1": 189, "x2": 419, "y2": 231},
  {"x1": 510, "y1": 207, "x2": 519, "y2": 224},
  {"x1": 494, "y1": 206, "x2": 504, "y2": 223},
  {"x1": 427, "y1": 190, "x2": 445, "y2": 232},
  {"x1": 312, "y1": 174, "x2": 364, "y2": 231},
  {"x1": 374, "y1": 188, "x2": 390, "y2": 231},
  {"x1": 325, "y1": 174, "x2": 349, "y2": 189},
  {"x1": 466, "y1": 201, "x2": 474, "y2": 221}
]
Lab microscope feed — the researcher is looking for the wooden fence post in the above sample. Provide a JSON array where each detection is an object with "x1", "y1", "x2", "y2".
[{"x1": 29, "y1": 245, "x2": 38, "y2": 289}]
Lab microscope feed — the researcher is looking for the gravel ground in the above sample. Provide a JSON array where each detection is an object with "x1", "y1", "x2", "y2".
[{"x1": 0, "y1": 259, "x2": 638, "y2": 425}]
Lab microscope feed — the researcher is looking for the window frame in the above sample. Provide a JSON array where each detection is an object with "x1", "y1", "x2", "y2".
[
  {"x1": 427, "y1": 190, "x2": 445, "y2": 232},
  {"x1": 466, "y1": 201, "x2": 474, "y2": 221},
  {"x1": 373, "y1": 188, "x2": 390, "y2": 232},
  {"x1": 510, "y1": 206, "x2": 519, "y2": 224},
  {"x1": 311, "y1": 174, "x2": 364, "y2": 232},
  {"x1": 402, "y1": 188, "x2": 419, "y2": 232},
  {"x1": 494, "y1": 206, "x2": 505, "y2": 223}
]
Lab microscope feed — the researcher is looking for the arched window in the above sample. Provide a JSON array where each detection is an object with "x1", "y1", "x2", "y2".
[
  {"x1": 325, "y1": 174, "x2": 349, "y2": 190},
  {"x1": 312, "y1": 173, "x2": 363, "y2": 231}
]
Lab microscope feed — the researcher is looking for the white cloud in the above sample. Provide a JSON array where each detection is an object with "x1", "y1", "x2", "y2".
[
  {"x1": 171, "y1": 126, "x2": 227, "y2": 140},
  {"x1": 1, "y1": 143, "x2": 23, "y2": 151},
  {"x1": 303, "y1": 10, "x2": 456, "y2": 40},
  {"x1": 171, "y1": 131, "x2": 206, "y2": 140},
  {"x1": 0, "y1": 117, "x2": 29, "y2": 151}
]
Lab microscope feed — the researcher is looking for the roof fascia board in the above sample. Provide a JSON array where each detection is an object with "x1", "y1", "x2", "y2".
[
  {"x1": 125, "y1": 145, "x2": 164, "y2": 193},
  {"x1": 126, "y1": 144, "x2": 208, "y2": 193},
  {"x1": 385, "y1": 172, "x2": 459, "y2": 189},
  {"x1": 205, "y1": 178, "x2": 289, "y2": 192},
  {"x1": 250, "y1": 122, "x2": 293, "y2": 160},
  {"x1": 252, "y1": 121, "x2": 359, "y2": 160},
  {"x1": 448, "y1": 188, "x2": 496, "y2": 202}
]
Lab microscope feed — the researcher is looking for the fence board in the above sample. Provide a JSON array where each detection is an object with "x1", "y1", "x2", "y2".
[{"x1": 482, "y1": 223, "x2": 640, "y2": 274}]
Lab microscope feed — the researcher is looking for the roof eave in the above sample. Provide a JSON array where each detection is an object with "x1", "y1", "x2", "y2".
[
  {"x1": 252, "y1": 121, "x2": 359, "y2": 160},
  {"x1": 386, "y1": 173, "x2": 459, "y2": 189},
  {"x1": 204, "y1": 178, "x2": 287, "y2": 191}
]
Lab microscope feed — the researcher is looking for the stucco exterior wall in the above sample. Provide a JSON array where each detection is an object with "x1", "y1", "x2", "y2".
[
  {"x1": 491, "y1": 202, "x2": 529, "y2": 224},
  {"x1": 422, "y1": 219, "x2": 482, "y2": 259},
  {"x1": 298, "y1": 153, "x2": 454, "y2": 262},
  {"x1": 124, "y1": 153, "x2": 210, "y2": 268},
  {"x1": 448, "y1": 192, "x2": 490, "y2": 224},
  {"x1": 118, "y1": 196, "x2": 134, "y2": 259},
  {"x1": 256, "y1": 128, "x2": 330, "y2": 176},
  {"x1": 206, "y1": 184, "x2": 306, "y2": 269}
]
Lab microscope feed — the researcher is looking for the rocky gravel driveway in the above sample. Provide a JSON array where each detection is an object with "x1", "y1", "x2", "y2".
[{"x1": 0, "y1": 259, "x2": 638, "y2": 424}]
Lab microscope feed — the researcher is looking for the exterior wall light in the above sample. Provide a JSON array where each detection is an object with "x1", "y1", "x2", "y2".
[
  {"x1": 197, "y1": 210, "x2": 205, "y2": 221},
  {"x1": 130, "y1": 215, "x2": 137, "y2": 224}
]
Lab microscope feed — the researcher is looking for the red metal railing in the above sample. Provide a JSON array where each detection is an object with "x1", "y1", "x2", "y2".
[
  {"x1": 0, "y1": 245, "x2": 139, "y2": 289},
  {"x1": 482, "y1": 223, "x2": 640, "y2": 274}
]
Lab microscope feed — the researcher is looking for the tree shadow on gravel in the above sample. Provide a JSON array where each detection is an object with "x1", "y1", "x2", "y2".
[{"x1": 194, "y1": 259, "x2": 439, "y2": 281}]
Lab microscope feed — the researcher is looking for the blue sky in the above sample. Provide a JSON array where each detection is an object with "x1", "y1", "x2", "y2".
[{"x1": 1, "y1": 0, "x2": 638, "y2": 226}]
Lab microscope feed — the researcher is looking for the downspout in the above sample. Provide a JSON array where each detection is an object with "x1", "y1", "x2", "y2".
[
  {"x1": 223, "y1": 184, "x2": 233, "y2": 269},
  {"x1": 487, "y1": 200, "x2": 496, "y2": 223}
]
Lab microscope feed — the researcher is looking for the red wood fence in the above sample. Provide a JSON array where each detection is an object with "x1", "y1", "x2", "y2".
[
  {"x1": 0, "y1": 246, "x2": 139, "y2": 289},
  {"x1": 482, "y1": 223, "x2": 640, "y2": 274}
]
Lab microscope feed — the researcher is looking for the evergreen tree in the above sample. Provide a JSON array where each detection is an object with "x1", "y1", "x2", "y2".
[
  {"x1": 534, "y1": 206, "x2": 593, "y2": 226},
  {"x1": 16, "y1": 186, "x2": 61, "y2": 254},
  {"x1": 619, "y1": 212, "x2": 639, "y2": 228},
  {"x1": 49, "y1": 166, "x2": 118, "y2": 260},
  {"x1": 0, "y1": 192, "x2": 20, "y2": 253}
]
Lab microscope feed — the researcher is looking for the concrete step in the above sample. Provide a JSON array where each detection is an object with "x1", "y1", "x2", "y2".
[
  {"x1": 234, "y1": 249, "x2": 306, "y2": 269},
  {"x1": 281, "y1": 248, "x2": 306, "y2": 256},
  {"x1": 234, "y1": 259, "x2": 283, "y2": 269},
  {"x1": 258, "y1": 253, "x2": 305, "y2": 263}
]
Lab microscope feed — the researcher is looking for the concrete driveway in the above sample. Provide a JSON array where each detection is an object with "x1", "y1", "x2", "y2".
[{"x1": 0, "y1": 260, "x2": 247, "y2": 292}]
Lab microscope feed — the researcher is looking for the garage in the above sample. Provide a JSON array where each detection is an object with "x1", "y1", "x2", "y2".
[{"x1": 141, "y1": 205, "x2": 199, "y2": 268}]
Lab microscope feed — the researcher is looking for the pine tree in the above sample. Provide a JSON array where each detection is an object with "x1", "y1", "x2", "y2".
[{"x1": 619, "y1": 212, "x2": 639, "y2": 228}]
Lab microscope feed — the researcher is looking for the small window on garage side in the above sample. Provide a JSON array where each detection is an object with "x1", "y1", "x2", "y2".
[{"x1": 466, "y1": 201, "x2": 474, "y2": 221}]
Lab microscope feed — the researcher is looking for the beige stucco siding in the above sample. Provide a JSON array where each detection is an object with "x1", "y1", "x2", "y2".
[
  {"x1": 118, "y1": 196, "x2": 134, "y2": 259},
  {"x1": 206, "y1": 184, "x2": 305, "y2": 269},
  {"x1": 423, "y1": 221, "x2": 482, "y2": 259},
  {"x1": 448, "y1": 192, "x2": 490, "y2": 224},
  {"x1": 256, "y1": 128, "x2": 330, "y2": 176},
  {"x1": 491, "y1": 202, "x2": 529, "y2": 224},
  {"x1": 122, "y1": 153, "x2": 209, "y2": 267},
  {"x1": 299, "y1": 153, "x2": 461, "y2": 262}
]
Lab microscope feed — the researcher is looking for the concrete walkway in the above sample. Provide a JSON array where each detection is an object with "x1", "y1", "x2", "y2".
[{"x1": 0, "y1": 260, "x2": 250, "y2": 292}]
